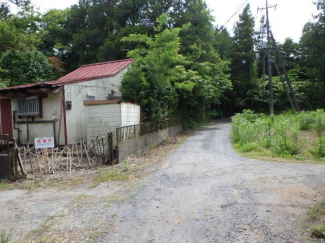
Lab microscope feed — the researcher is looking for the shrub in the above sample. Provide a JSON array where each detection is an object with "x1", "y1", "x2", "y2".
[{"x1": 312, "y1": 136, "x2": 325, "y2": 158}]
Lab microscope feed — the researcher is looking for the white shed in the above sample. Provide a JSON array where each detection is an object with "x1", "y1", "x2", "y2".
[
  {"x1": 84, "y1": 100, "x2": 140, "y2": 144},
  {"x1": 0, "y1": 59, "x2": 134, "y2": 145}
]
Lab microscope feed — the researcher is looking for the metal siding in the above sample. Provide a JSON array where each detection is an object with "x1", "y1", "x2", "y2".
[
  {"x1": 87, "y1": 103, "x2": 140, "y2": 144},
  {"x1": 86, "y1": 104, "x2": 121, "y2": 144}
]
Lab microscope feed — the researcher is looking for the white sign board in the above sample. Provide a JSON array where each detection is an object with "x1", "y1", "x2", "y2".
[{"x1": 34, "y1": 137, "x2": 55, "y2": 149}]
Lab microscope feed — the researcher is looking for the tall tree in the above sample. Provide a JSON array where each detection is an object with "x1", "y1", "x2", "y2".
[
  {"x1": 299, "y1": 0, "x2": 325, "y2": 109},
  {"x1": 230, "y1": 4, "x2": 256, "y2": 110}
]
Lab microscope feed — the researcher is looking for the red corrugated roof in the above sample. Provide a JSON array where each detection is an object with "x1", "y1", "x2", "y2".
[
  {"x1": 50, "y1": 59, "x2": 133, "y2": 85},
  {"x1": 0, "y1": 59, "x2": 133, "y2": 92}
]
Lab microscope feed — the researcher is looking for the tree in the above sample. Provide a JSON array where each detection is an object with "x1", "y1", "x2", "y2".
[
  {"x1": 0, "y1": 49, "x2": 58, "y2": 86},
  {"x1": 121, "y1": 13, "x2": 231, "y2": 127},
  {"x1": 299, "y1": 0, "x2": 325, "y2": 109},
  {"x1": 121, "y1": 14, "x2": 183, "y2": 121},
  {"x1": 230, "y1": 4, "x2": 256, "y2": 111}
]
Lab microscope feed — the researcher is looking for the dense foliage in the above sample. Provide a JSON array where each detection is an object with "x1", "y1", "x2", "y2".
[
  {"x1": 0, "y1": 0, "x2": 324, "y2": 126},
  {"x1": 232, "y1": 109, "x2": 325, "y2": 160}
]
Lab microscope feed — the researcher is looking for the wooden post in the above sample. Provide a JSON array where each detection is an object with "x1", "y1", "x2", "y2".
[
  {"x1": 83, "y1": 142, "x2": 91, "y2": 167},
  {"x1": 14, "y1": 141, "x2": 26, "y2": 177},
  {"x1": 270, "y1": 31, "x2": 301, "y2": 112},
  {"x1": 27, "y1": 143, "x2": 34, "y2": 174},
  {"x1": 23, "y1": 146, "x2": 27, "y2": 168},
  {"x1": 80, "y1": 141, "x2": 83, "y2": 165},
  {"x1": 35, "y1": 149, "x2": 42, "y2": 173}
]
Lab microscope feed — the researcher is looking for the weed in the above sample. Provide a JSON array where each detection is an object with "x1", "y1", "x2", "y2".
[
  {"x1": 308, "y1": 202, "x2": 325, "y2": 220},
  {"x1": 311, "y1": 225, "x2": 325, "y2": 238},
  {"x1": 312, "y1": 136, "x2": 325, "y2": 158},
  {"x1": 232, "y1": 110, "x2": 325, "y2": 162},
  {"x1": 122, "y1": 164, "x2": 130, "y2": 172},
  {"x1": 91, "y1": 169, "x2": 128, "y2": 188},
  {"x1": 0, "y1": 230, "x2": 9, "y2": 243},
  {"x1": 240, "y1": 143, "x2": 259, "y2": 153},
  {"x1": 0, "y1": 181, "x2": 14, "y2": 190}
]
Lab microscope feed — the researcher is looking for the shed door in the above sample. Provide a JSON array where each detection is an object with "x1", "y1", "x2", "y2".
[{"x1": 1, "y1": 99, "x2": 13, "y2": 139}]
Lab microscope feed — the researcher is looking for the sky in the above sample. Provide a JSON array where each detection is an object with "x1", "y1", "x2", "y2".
[{"x1": 9, "y1": 0, "x2": 318, "y2": 43}]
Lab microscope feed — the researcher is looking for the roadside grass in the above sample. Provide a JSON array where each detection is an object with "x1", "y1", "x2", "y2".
[
  {"x1": 231, "y1": 109, "x2": 325, "y2": 164},
  {"x1": 91, "y1": 169, "x2": 129, "y2": 188},
  {"x1": 0, "y1": 181, "x2": 14, "y2": 190},
  {"x1": 305, "y1": 201, "x2": 325, "y2": 238},
  {"x1": 1, "y1": 230, "x2": 9, "y2": 243}
]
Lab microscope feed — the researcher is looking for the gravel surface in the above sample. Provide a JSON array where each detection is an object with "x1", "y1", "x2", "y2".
[
  {"x1": 2, "y1": 120, "x2": 325, "y2": 242},
  {"x1": 102, "y1": 120, "x2": 325, "y2": 243}
]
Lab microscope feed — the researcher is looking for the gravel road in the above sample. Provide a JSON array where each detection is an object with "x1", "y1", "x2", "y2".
[{"x1": 103, "y1": 120, "x2": 325, "y2": 243}]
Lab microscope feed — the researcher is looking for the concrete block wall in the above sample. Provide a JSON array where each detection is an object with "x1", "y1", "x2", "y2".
[{"x1": 117, "y1": 124, "x2": 182, "y2": 162}]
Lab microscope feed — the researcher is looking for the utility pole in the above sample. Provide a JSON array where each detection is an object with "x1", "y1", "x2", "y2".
[
  {"x1": 258, "y1": 1, "x2": 277, "y2": 115},
  {"x1": 270, "y1": 31, "x2": 301, "y2": 112}
]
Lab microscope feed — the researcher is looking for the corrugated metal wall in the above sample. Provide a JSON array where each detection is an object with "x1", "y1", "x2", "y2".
[
  {"x1": 121, "y1": 103, "x2": 140, "y2": 127},
  {"x1": 86, "y1": 103, "x2": 140, "y2": 145}
]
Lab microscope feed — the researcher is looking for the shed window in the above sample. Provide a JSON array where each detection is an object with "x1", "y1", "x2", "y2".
[{"x1": 16, "y1": 96, "x2": 41, "y2": 116}]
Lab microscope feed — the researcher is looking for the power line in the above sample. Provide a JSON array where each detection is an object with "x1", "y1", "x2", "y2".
[{"x1": 222, "y1": 0, "x2": 249, "y2": 27}]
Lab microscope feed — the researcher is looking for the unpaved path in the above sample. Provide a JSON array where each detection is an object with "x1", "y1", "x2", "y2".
[
  {"x1": 103, "y1": 120, "x2": 325, "y2": 242},
  {"x1": 2, "y1": 120, "x2": 325, "y2": 242}
]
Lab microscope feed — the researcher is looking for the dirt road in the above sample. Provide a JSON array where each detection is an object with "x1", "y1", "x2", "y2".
[
  {"x1": 103, "y1": 120, "x2": 325, "y2": 242},
  {"x1": 2, "y1": 120, "x2": 325, "y2": 242}
]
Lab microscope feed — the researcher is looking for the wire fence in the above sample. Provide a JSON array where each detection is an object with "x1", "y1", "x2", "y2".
[{"x1": 116, "y1": 117, "x2": 181, "y2": 144}]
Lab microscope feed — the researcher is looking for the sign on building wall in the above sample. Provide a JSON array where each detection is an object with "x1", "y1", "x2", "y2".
[{"x1": 34, "y1": 137, "x2": 55, "y2": 149}]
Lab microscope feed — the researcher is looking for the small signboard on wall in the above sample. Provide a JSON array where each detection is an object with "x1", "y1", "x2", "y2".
[{"x1": 34, "y1": 137, "x2": 55, "y2": 149}]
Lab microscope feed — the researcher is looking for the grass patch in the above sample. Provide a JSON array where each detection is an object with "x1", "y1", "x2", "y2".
[
  {"x1": 0, "y1": 230, "x2": 9, "y2": 243},
  {"x1": 306, "y1": 201, "x2": 325, "y2": 239},
  {"x1": 232, "y1": 109, "x2": 325, "y2": 163},
  {"x1": 91, "y1": 169, "x2": 129, "y2": 188},
  {"x1": 0, "y1": 181, "x2": 14, "y2": 190},
  {"x1": 311, "y1": 225, "x2": 325, "y2": 238},
  {"x1": 308, "y1": 202, "x2": 325, "y2": 220},
  {"x1": 238, "y1": 143, "x2": 259, "y2": 153}
]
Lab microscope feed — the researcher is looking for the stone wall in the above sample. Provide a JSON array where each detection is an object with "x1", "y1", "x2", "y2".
[{"x1": 116, "y1": 124, "x2": 182, "y2": 162}]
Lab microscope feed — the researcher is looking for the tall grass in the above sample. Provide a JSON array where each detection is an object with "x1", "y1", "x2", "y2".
[{"x1": 232, "y1": 109, "x2": 325, "y2": 158}]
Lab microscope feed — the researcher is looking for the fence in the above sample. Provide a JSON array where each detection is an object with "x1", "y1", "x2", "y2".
[
  {"x1": 0, "y1": 132, "x2": 114, "y2": 179},
  {"x1": 116, "y1": 117, "x2": 181, "y2": 144}
]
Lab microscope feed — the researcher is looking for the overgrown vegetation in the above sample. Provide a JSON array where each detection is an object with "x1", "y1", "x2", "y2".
[
  {"x1": 232, "y1": 109, "x2": 325, "y2": 161},
  {"x1": 0, "y1": 0, "x2": 324, "y2": 125},
  {"x1": 306, "y1": 201, "x2": 325, "y2": 238}
]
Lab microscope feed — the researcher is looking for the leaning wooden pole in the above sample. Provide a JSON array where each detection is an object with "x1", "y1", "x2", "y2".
[
  {"x1": 270, "y1": 31, "x2": 301, "y2": 112},
  {"x1": 273, "y1": 61, "x2": 296, "y2": 112}
]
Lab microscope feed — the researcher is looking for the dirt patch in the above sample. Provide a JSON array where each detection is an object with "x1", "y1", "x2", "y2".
[{"x1": 0, "y1": 132, "x2": 188, "y2": 242}]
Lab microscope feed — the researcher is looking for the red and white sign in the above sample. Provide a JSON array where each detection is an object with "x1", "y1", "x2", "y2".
[{"x1": 34, "y1": 137, "x2": 55, "y2": 149}]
